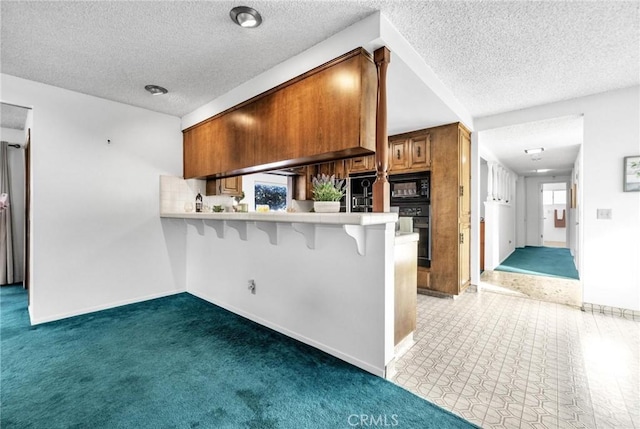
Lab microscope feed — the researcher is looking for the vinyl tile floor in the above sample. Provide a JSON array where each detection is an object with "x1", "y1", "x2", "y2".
[{"x1": 391, "y1": 290, "x2": 639, "y2": 429}]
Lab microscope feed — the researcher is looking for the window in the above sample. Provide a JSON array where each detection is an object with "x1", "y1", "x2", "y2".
[
  {"x1": 543, "y1": 189, "x2": 567, "y2": 205},
  {"x1": 254, "y1": 183, "x2": 287, "y2": 211}
]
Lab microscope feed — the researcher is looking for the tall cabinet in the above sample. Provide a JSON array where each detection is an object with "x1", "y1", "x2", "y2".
[{"x1": 427, "y1": 122, "x2": 471, "y2": 296}]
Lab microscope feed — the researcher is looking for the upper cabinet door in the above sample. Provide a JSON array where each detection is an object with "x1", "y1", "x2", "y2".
[
  {"x1": 410, "y1": 134, "x2": 431, "y2": 169},
  {"x1": 183, "y1": 48, "x2": 377, "y2": 180},
  {"x1": 184, "y1": 123, "x2": 215, "y2": 179},
  {"x1": 389, "y1": 138, "x2": 410, "y2": 171}
]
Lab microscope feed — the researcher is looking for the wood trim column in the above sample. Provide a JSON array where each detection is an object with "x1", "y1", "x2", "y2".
[{"x1": 373, "y1": 46, "x2": 391, "y2": 213}]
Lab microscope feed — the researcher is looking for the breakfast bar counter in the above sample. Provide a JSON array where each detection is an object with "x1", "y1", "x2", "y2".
[
  {"x1": 161, "y1": 211, "x2": 398, "y2": 225},
  {"x1": 161, "y1": 208, "x2": 417, "y2": 378}
]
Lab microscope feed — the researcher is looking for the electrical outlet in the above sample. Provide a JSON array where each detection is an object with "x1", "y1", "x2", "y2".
[
  {"x1": 248, "y1": 279, "x2": 256, "y2": 294},
  {"x1": 596, "y1": 209, "x2": 612, "y2": 220}
]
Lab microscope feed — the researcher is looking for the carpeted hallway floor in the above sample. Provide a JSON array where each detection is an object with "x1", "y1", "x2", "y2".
[
  {"x1": 484, "y1": 246, "x2": 581, "y2": 306},
  {"x1": 495, "y1": 246, "x2": 579, "y2": 280},
  {"x1": 0, "y1": 286, "x2": 476, "y2": 429}
]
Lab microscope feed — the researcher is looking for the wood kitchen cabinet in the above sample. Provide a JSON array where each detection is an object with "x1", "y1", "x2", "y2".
[
  {"x1": 348, "y1": 155, "x2": 375, "y2": 173},
  {"x1": 183, "y1": 48, "x2": 376, "y2": 180},
  {"x1": 387, "y1": 130, "x2": 431, "y2": 173},
  {"x1": 304, "y1": 159, "x2": 348, "y2": 199},
  {"x1": 205, "y1": 176, "x2": 243, "y2": 197},
  {"x1": 409, "y1": 133, "x2": 431, "y2": 170},
  {"x1": 394, "y1": 236, "x2": 417, "y2": 346},
  {"x1": 425, "y1": 122, "x2": 471, "y2": 296},
  {"x1": 388, "y1": 138, "x2": 410, "y2": 171}
]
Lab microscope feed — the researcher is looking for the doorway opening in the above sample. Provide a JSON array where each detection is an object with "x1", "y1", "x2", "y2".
[
  {"x1": 477, "y1": 114, "x2": 583, "y2": 307},
  {"x1": 1, "y1": 102, "x2": 31, "y2": 301},
  {"x1": 541, "y1": 182, "x2": 568, "y2": 248}
]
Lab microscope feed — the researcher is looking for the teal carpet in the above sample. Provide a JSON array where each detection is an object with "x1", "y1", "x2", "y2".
[
  {"x1": 495, "y1": 246, "x2": 579, "y2": 280},
  {"x1": 1, "y1": 286, "x2": 476, "y2": 429}
]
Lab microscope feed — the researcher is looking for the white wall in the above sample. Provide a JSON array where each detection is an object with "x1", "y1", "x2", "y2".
[
  {"x1": 484, "y1": 202, "x2": 516, "y2": 269},
  {"x1": 476, "y1": 86, "x2": 640, "y2": 311},
  {"x1": 515, "y1": 177, "x2": 526, "y2": 248},
  {"x1": 1, "y1": 74, "x2": 186, "y2": 323},
  {"x1": 570, "y1": 147, "x2": 582, "y2": 264},
  {"x1": 1, "y1": 126, "x2": 26, "y2": 283},
  {"x1": 185, "y1": 221, "x2": 396, "y2": 376},
  {"x1": 480, "y1": 159, "x2": 488, "y2": 219}
]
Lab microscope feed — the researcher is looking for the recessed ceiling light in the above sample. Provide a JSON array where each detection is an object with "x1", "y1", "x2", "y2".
[
  {"x1": 535, "y1": 169, "x2": 551, "y2": 173},
  {"x1": 230, "y1": 6, "x2": 262, "y2": 28},
  {"x1": 144, "y1": 84, "x2": 168, "y2": 96},
  {"x1": 524, "y1": 147, "x2": 544, "y2": 154}
]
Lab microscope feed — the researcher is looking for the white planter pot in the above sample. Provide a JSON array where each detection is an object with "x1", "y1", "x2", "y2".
[{"x1": 313, "y1": 201, "x2": 340, "y2": 213}]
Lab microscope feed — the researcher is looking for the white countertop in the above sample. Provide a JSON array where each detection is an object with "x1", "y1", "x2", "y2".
[
  {"x1": 394, "y1": 232, "x2": 419, "y2": 245},
  {"x1": 160, "y1": 211, "x2": 398, "y2": 226}
]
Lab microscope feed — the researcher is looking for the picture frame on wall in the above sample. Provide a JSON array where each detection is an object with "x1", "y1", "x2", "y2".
[{"x1": 623, "y1": 156, "x2": 640, "y2": 192}]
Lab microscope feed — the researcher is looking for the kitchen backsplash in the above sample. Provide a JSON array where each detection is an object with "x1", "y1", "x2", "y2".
[{"x1": 159, "y1": 175, "x2": 233, "y2": 214}]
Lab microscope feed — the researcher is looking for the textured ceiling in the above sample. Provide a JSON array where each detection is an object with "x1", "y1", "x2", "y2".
[
  {"x1": 480, "y1": 115, "x2": 583, "y2": 176},
  {"x1": 2, "y1": 1, "x2": 637, "y2": 121},
  {"x1": 0, "y1": 1, "x2": 637, "y2": 177}
]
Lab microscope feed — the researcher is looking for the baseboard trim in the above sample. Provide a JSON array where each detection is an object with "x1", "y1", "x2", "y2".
[
  {"x1": 582, "y1": 302, "x2": 640, "y2": 320},
  {"x1": 417, "y1": 288, "x2": 455, "y2": 299},
  {"x1": 187, "y1": 289, "x2": 386, "y2": 377},
  {"x1": 29, "y1": 289, "x2": 185, "y2": 325}
]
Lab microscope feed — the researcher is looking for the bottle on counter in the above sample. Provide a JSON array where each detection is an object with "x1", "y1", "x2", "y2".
[{"x1": 195, "y1": 191, "x2": 203, "y2": 213}]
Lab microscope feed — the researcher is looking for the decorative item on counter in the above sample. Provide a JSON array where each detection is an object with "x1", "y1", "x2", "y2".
[
  {"x1": 184, "y1": 202, "x2": 194, "y2": 212},
  {"x1": 256, "y1": 204, "x2": 270, "y2": 213},
  {"x1": 212, "y1": 205, "x2": 224, "y2": 213},
  {"x1": 195, "y1": 190, "x2": 203, "y2": 212},
  {"x1": 233, "y1": 191, "x2": 248, "y2": 212},
  {"x1": 312, "y1": 173, "x2": 346, "y2": 213}
]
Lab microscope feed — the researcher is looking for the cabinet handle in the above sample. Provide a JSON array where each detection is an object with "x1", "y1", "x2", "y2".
[
  {"x1": 417, "y1": 145, "x2": 421, "y2": 157},
  {"x1": 459, "y1": 233, "x2": 464, "y2": 244},
  {"x1": 397, "y1": 149, "x2": 401, "y2": 160},
  {"x1": 354, "y1": 159, "x2": 362, "y2": 164}
]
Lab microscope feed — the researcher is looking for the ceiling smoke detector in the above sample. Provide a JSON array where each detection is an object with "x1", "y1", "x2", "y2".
[
  {"x1": 144, "y1": 84, "x2": 168, "y2": 96},
  {"x1": 230, "y1": 6, "x2": 262, "y2": 28}
]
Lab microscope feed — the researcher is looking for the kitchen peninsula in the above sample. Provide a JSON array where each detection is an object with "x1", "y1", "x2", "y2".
[
  {"x1": 169, "y1": 45, "x2": 418, "y2": 377},
  {"x1": 161, "y1": 207, "x2": 417, "y2": 377}
]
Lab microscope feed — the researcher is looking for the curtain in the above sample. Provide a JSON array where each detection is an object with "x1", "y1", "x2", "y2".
[{"x1": 1, "y1": 141, "x2": 16, "y2": 285}]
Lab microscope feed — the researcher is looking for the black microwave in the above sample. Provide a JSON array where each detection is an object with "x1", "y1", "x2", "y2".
[{"x1": 389, "y1": 172, "x2": 430, "y2": 203}]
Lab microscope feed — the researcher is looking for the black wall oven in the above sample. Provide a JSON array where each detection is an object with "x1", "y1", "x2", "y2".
[
  {"x1": 390, "y1": 172, "x2": 431, "y2": 268},
  {"x1": 349, "y1": 172, "x2": 376, "y2": 213},
  {"x1": 348, "y1": 171, "x2": 431, "y2": 267}
]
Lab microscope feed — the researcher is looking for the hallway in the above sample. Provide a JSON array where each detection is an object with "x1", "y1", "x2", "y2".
[
  {"x1": 481, "y1": 245, "x2": 581, "y2": 307},
  {"x1": 392, "y1": 290, "x2": 639, "y2": 429}
]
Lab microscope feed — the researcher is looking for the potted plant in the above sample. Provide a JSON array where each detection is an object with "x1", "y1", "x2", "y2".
[{"x1": 312, "y1": 174, "x2": 347, "y2": 213}]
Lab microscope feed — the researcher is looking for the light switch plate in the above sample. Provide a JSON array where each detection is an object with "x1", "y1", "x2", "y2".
[{"x1": 597, "y1": 209, "x2": 612, "y2": 220}]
